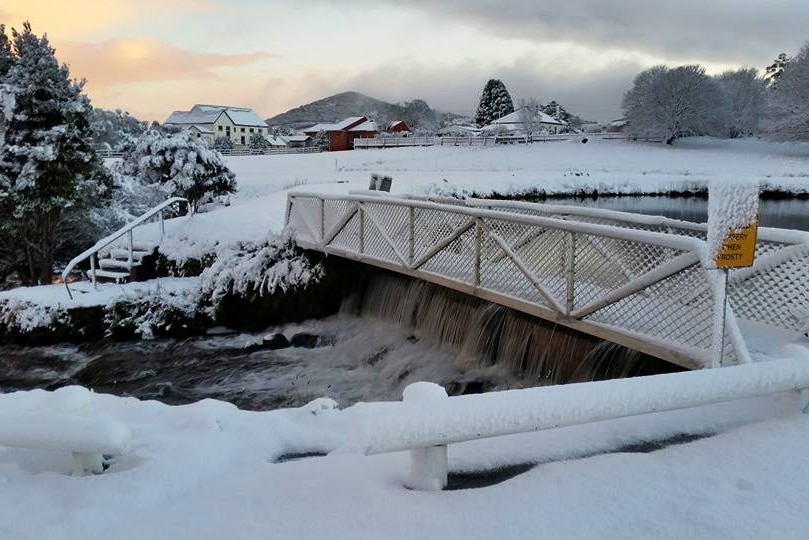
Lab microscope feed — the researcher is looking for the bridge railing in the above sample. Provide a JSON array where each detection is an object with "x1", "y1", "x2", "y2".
[
  {"x1": 286, "y1": 192, "x2": 755, "y2": 370},
  {"x1": 467, "y1": 199, "x2": 809, "y2": 338}
]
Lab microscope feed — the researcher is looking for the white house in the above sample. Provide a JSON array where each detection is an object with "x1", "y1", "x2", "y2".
[
  {"x1": 481, "y1": 107, "x2": 567, "y2": 136},
  {"x1": 165, "y1": 104, "x2": 269, "y2": 146}
]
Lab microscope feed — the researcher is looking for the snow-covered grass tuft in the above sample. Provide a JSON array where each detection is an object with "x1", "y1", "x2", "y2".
[{"x1": 199, "y1": 229, "x2": 323, "y2": 312}]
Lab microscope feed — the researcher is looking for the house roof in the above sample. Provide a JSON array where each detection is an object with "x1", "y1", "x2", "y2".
[
  {"x1": 388, "y1": 120, "x2": 409, "y2": 130},
  {"x1": 189, "y1": 124, "x2": 214, "y2": 134},
  {"x1": 488, "y1": 107, "x2": 565, "y2": 127},
  {"x1": 304, "y1": 116, "x2": 367, "y2": 133},
  {"x1": 349, "y1": 120, "x2": 378, "y2": 132},
  {"x1": 265, "y1": 136, "x2": 288, "y2": 146},
  {"x1": 283, "y1": 135, "x2": 312, "y2": 143},
  {"x1": 166, "y1": 105, "x2": 268, "y2": 128}
]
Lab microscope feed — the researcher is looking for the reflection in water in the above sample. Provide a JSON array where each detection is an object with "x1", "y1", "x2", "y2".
[{"x1": 550, "y1": 197, "x2": 809, "y2": 231}]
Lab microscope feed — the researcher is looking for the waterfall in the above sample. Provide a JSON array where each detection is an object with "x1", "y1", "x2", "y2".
[{"x1": 344, "y1": 271, "x2": 682, "y2": 385}]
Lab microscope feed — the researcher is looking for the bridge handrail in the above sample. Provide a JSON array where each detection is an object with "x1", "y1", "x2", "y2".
[
  {"x1": 465, "y1": 198, "x2": 809, "y2": 245},
  {"x1": 61, "y1": 197, "x2": 189, "y2": 299},
  {"x1": 287, "y1": 191, "x2": 707, "y2": 254}
]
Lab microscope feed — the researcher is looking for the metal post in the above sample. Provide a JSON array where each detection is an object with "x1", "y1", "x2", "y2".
[
  {"x1": 359, "y1": 205, "x2": 365, "y2": 254},
  {"x1": 718, "y1": 269, "x2": 729, "y2": 367},
  {"x1": 565, "y1": 232, "x2": 576, "y2": 315},
  {"x1": 474, "y1": 219, "x2": 482, "y2": 287},
  {"x1": 90, "y1": 255, "x2": 98, "y2": 290},
  {"x1": 159, "y1": 210, "x2": 165, "y2": 239},
  {"x1": 320, "y1": 198, "x2": 325, "y2": 242},
  {"x1": 127, "y1": 229, "x2": 134, "y2": 266},
  {"x1": 408, "y1": 207, "x2": 415, "y2": 265}
]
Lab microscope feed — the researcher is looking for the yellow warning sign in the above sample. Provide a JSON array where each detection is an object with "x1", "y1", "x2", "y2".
[{"x1": 714, "y1": 223, "x2": 758, "y2": 268}]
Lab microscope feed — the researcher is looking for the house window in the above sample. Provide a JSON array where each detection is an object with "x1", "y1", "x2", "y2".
[
  {"x1": 240, "y1": 127, "x2": 245, "y2": 132},
  {"x1": 249, "y1": 128, "x2": 254, "y2": 133},
  {"x1": 218, "y1": 125, "x2": 222, "y2": 131},
  {"x1": 197, "y1": 133, "x2": 200, "y2": 138}
]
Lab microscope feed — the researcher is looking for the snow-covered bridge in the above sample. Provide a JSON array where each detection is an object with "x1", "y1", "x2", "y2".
[{"x1": 285, "y1": 192, "x2": 809, "y2": 370}]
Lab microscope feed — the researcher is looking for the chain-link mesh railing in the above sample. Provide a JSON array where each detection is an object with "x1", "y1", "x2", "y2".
[{"x1": 286, "y1": 193, "x2": 805, "y2": 369}]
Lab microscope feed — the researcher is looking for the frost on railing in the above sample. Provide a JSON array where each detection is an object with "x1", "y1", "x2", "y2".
[{"x1": 284, "y1": 193, "x2": 774, "y2": 370}]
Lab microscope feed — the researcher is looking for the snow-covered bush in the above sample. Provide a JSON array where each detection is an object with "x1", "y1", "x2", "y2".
[
  {"x1": 88, "y1": 108, "x2": 147, "y2": 152},
  {"x1": 212, "y1": 136, "x2": 233, "y2": 152},
  {"x1": 118, "y1": 129, "x2": 237, "y2": 212},
  {"x1": 764, "y1": 42, "x2": 809, "y2": 141},
  {"x1": 248, "y1": 134, "x2": 269, "y2": 151},
  {"x1": 199, "y1": 230, "x2": 322, "y2": 312}
]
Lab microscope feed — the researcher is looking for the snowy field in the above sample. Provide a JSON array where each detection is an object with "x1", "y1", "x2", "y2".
[{"x1": 135, "y1": 137, "x2": 809, "y2": 262}]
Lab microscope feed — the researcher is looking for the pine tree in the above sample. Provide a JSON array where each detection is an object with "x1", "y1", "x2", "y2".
[
  {"x1": 475, "y1": 79, "x2": 515, "y2": 127},
  {"x1": 313, "y1": 130, "x2": 329, "y2": 150},
  {"x1": 213, "y1": 135, "x2": 233, "y2": 151},
  {"x1": 765, "y1": 53, "x2": 790, "y2": 88},
  {"x1": 764, "y1": 43, "x2": 809, "y2": 141},
  {"x1": 118, "y1": 129, "x2": 237, "y2": 212},
  {"x1": 248, "y1": 133, "x2": 269, "y2": 151},
  {"x1": 0, "y1": 23, "x2": 112, "y2": 284}
]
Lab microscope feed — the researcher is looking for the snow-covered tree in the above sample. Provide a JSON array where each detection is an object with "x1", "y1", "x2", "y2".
[
  {"x1": 715, "y1": 68, "x2": 766, "y2": 138},
  {"x1": 89, "y1": 108, "x2": 147, "y2": 152},
  {"x1": 0, "y1": 25, "x2": 13, "y2": 148},
  {"x1": 212, "y1": 135, "x2": 233, "y2": 152},
  {"x1": 764, "y1": 43, "x2": 809, "y2": 141},
  {"x1": 765, "y1": 53, "x2": 790, "y2": 88},
  {"x1": 622, "y1": 64, "x2": 726, "y2": 144},
  {"x1": 313, "y1": 130, "x2": 329, "y2": 150},
  {"x1": 475, "y1": 79, "x2": 515, "y2": 127},
  {"x1": 248, "y1": 133, "x2": 269, "y2": 151},
  {"x1": 0, "y1": 23, "x2": 112, "y2": 284},
  {"x1": 118, "y1": 129, "x2": 236, "y2": 212},
  {"x1": 517, "y1": 97, "x2": 541, "y2": 140}
]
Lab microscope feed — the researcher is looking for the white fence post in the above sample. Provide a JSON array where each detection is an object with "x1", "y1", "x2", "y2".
[{"x1": 402, "y1": 382, "x2": 449, "y2": 491}]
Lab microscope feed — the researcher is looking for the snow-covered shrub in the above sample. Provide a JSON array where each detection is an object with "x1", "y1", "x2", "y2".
[
  {"x1": 88, "y1": 108, "x2": 147, "y2": 152},
  {"x1": 199, "y1": 230, "x2": 322, "y2": 312},
  {"x1": 105, "y1": 285, "x2": 204, "y2": 339},
  {"x1": 248, "y1": 134, "x2": 269, "y2": 151},
  {"x1": 118, "y1": 129, "x2": 237, "y2": 212},
  {"x1": 212, "y1": 136, "x2": 233, "y2": 152}
]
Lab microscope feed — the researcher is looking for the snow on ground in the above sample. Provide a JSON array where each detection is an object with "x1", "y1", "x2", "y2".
[
  {"x1": 130, "y1": 137, "x2": 809, "y2": 261},
  {"x1": 2, "y1": 357, "x2": 809, "y2": 538}
]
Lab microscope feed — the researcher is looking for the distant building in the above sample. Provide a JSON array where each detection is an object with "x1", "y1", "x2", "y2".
[
  {"x1": 303, "y1": 116, "x2": 379, "y2": 151},
  {"x1": 481, "y1": 107, "x2": 566, "y2": 135},
  {"x1": 387, "y1": 120, "x2": 411, "y2": 135},
  {"x1": 282, "y1": 134, "x2": 313, "y2": 148},
  {"x1": 606, "y1": 118, "x2": 629, "y2": 133},
  {"x1": 165, "y1": 104, "x2": 269, "y2": 146}
]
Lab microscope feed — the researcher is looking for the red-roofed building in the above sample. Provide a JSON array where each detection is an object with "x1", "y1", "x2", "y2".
[
  {"x1": 303, "y1": 116, "x2": 379, "y2": 151},
  {"x1": 387, "y1": 120, "x2": 411, "y2": 135}
]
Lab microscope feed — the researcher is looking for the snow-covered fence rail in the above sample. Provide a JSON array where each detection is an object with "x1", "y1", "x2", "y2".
[
  {"x1": 217, "y1": 146, "x2": 322, "y2": 157},
  {"x1": 0, "y1": 411, "x2": 131, "y2": 475},
  {"x1": 348, "y1": 355, "x2": 809, "y2": 490},
  {"x1": 467, "y1": 199, "x2": 809, "y2": 337},
  {"x1": 286, "y1": 192, "x2": 753, "y2": 369},
  {"x1": 354, "y1": 137, "x2": 439, "y2": 149},
  {"x1": 62, "y1": 197, "x2": 190, "y2": 299}
]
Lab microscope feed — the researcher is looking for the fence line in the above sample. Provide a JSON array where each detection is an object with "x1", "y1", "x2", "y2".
[{"x1": 96, "y1": 146, "x2": 322, "y2": 159}]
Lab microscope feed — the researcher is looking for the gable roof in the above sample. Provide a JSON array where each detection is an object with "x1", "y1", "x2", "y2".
[
  {"x1": 489, "y1": 107, "x2": 565, "y2": 127},
  {"x1": 166, "y1": 105, "x2": 268, "y2": 128},
  {"x1": 304, "y1": 116, "x2": 368, "y2": 133},
  {"x1": 349, "y1": 120, "x2": 379, "y2": 132}
]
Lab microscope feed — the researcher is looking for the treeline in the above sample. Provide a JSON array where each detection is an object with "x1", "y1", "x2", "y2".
[{"x1": 622, "y1": 43, "x2": 809, "y2": 144}]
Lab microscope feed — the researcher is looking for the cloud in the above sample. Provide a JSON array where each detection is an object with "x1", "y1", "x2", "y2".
[
  {"x1": 304, "y1": 54, "x2": 643, "y2": 122},
  {"x1": 59, "y1": 39, "x2": 272, "y2": 87},
  {"x1": 364, "y1": 0, "x2": 809, "y2": 66}
]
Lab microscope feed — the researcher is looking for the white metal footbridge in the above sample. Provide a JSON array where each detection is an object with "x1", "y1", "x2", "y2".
[{"x1": 285, "y1": 192, "x2": 809, "y2": 370}]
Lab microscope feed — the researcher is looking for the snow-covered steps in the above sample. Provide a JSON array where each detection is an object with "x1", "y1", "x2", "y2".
[
  {"x1": 93, "y1": 244, "x2": 157, "y2": 283},
  {"x1": 92, "y1": 269, "x2": 132, "y2": 283}
]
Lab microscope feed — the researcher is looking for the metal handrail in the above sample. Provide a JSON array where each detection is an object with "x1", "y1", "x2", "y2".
[{"x1": 61, "y1": 197, "x2": 190, "y2": 299}]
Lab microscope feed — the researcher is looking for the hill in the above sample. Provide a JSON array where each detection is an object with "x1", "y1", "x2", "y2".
[{"x1": 266, "y1": 91, "x2": 459, "y2": 133}]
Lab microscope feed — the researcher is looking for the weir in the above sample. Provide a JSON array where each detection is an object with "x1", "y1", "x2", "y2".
[
  {"x1": 286, "y1": 192, "x2": 809, "y2": 370},
  {"x1": 346, "y1": 271, "x2": 681, "y2": 384}
]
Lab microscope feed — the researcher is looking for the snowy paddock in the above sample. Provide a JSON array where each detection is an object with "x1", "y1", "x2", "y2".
[{"x1": 133, "y1": 137, "x2": 809, "y2": 262}]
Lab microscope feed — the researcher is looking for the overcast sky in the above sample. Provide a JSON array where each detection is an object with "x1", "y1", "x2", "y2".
[{"x1": 2, "y1": 0, "x2": 806, "y2": 122}]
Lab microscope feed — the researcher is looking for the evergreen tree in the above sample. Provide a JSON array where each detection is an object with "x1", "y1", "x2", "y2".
[
  {"x1": 88, "y1": 108, "x2": 148, "y2": 152},
  {"x1": 765, "y1": 53, "x2": 790, "y2": 88},
  {"x1": 0, "y1": 25, "x2": 12, "y2": 76},
  {"x1": 313, "y1": 130, "x2": 329, "y2": 150},
  {"x1": 118, "y1": 129, "x2": 236, "y2": 212},
  {"x1": 475, "y1": 79, "x2": 515, "y2": 127},
  {"x1": 764, "y1": 43, "x2": 809, "y2": 141},
  {"x1": 0, "y1": 23, "x2": 112, "y2": 284}
]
